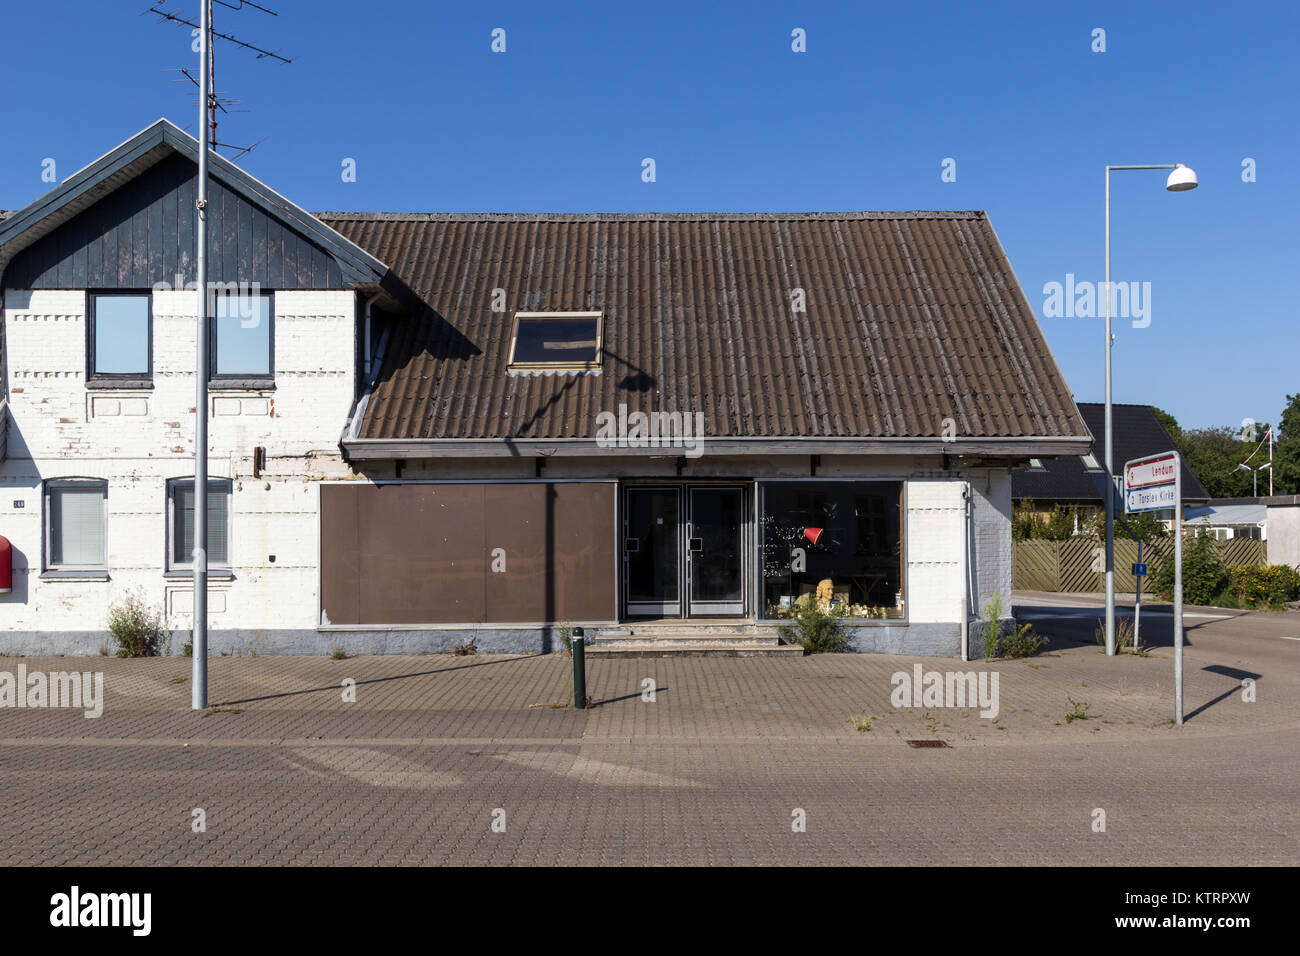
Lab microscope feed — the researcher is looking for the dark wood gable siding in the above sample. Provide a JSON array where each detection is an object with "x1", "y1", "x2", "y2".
[{"x1": 4, "y1": 153, "x2": 345, "y2": 289}]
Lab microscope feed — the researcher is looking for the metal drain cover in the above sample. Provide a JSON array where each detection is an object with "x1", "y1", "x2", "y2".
[{"x1": 905, "y1": 739, "x2": 950, "y2": 748}]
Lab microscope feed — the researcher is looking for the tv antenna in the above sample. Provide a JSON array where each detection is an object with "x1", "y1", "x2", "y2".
[{"x1": 147, "y1": 0, "x2": 292, "y2": 160}]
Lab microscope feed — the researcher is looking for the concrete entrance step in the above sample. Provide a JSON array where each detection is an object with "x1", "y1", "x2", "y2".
[
  {"x1": 587, "y1": 624, "x2": 801, "y2": 657},
  {"x1": 586, "y1": 640, "x2": 805, "y2": 658},
  {"x1": 595, "y1": 623, "x2": 773, "y2": 638}
]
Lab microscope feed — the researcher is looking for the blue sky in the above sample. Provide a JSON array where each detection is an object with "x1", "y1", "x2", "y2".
[{"x1": 2, "y1": 0, "x2": 1295, "y2": 430}]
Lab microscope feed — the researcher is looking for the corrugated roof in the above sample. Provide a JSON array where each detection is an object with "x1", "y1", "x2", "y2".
[
  {"x1": 1185, "y1": 503, "x2": 1266, "y2": 525},
  {"x1": 1013, "y1": 403, "x2": 1211, "y2": 502},
  {"x1": 321, "y1": 211, "x2": 1088, "y2": 444}
]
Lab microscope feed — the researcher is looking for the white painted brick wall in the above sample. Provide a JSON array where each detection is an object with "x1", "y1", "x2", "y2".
[
  {"x1": 904, "y1": 478, "x2": 966, "y2": 623},
  {"x1": 971, "y1": 470, "x2": 1013, "y2": 617},
  {"x1": 0, "y1": 288, "x2": 356, "y2": 639}
]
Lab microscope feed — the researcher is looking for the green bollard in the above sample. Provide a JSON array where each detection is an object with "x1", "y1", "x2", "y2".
[{"x1": 572, "y1": 626, "x2": 586, "y2": 709}]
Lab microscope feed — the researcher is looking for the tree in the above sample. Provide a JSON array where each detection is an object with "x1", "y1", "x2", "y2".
[
  {"x1": 1275, "y1": 393, "x2": 1300, "y2": 495},
  {"x1": 1152, "y1": 406, "x2": 1182, "y2": 443},
  {"x1": 1178, "y1": 426, "x2": 1257, "y2": 498}
]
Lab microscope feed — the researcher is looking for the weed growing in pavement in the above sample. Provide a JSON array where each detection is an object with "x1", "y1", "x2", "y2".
[
  {"x1": 1002, "y1": 618, "x2": 1046, "y2": 658},
  {"x1": 330, "y1": 646, "x2": 351, "y2": 660},
  {"x1": 555, "y1": 621, "x2": 573, "y2": 654},
  {"x1": 848, "y1": 716, "x2": 873, "y2": 732},
  {"x1": 1065, "y1": 697, "x2": 1091, "y2": 723},
  {"x1": 980, "y1": 592, "x2": 1003, "y2": 660},
  {"x1": 452, "y1": 638, "x2": 478, "y2": 656}
]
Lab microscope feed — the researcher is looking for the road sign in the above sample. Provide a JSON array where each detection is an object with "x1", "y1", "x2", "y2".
[
  {"x1": 1126, "y1": 483, "x2": 1177, "y2": 513},
  {"x1": 1132, "y1": 562, "x2": 1148, "y2": 576},
  {"x1": 1123, "y1": 449, "x2": 1185, "y2": 726},
  {"x1": 1125, "y1": 453, "x2": 1177, "y2": 490}
]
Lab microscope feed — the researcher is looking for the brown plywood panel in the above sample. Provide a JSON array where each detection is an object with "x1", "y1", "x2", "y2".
[
  {"x1": 483, "y1": 483, "x2": 547, "y2": 621},
  {"x1": 319, "y1": 484, "x2": 360, "y2": 626},
  {"x1": 320, "y1": 481, "x2": 616, "y2": 626},
  {"x1": 355, "y1": 483, "x2": 486, "y2": 625},
  {"x1": 550, "y1": 482, "x2": 617, "y2": 621}
]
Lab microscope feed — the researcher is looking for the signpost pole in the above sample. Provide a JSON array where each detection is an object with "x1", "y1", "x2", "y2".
[
  {"x1": 1173, "y1": 455, "x2": 1183, "y2": 726},
  {"x1": 1133, "y1": 540, "x2": 1143, "y2": 652},
  {"x1": 1123, "y1": 451, "x2": 1183, "y2": 725}
]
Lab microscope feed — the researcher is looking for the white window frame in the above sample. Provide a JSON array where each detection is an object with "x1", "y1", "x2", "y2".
[
  {"x1": 166, "y1": 478, "x2": 233, "y2": 572},
  {"x1": 44, "y1": 479, "x2": 108, "y2": 573}
]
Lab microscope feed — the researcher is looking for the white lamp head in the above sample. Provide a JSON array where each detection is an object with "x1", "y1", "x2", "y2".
[{"x1": 1166, "y1": 163, "x2": 1198, "y2": 191}]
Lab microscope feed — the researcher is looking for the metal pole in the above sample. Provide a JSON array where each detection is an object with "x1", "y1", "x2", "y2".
[
  {"x1": 1174, "y1": 454, "x2": 1184, "y2": 726},
  {"x1": 1133, "y1": 538, "x2": 1142, "y2": 652},
  {"x1": 1104, "y1": 167, "x2": 1116, "y2": 656},
  {"x1": 191, "y1": 0, "x2": 210, "y2": 710},
  {"x1": 1101, "y1": 163, "x2": 1183, "y2": 659},
  {"x1": 571, "y1": 626, "x2": 586, "y2": 708}
]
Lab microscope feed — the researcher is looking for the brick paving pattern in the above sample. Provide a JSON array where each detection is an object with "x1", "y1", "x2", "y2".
[{"x1": 1, "y1": 603, "x2": 1296, "y2": 865}]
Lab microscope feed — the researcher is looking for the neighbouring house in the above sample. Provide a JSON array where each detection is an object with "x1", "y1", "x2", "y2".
[
  {"x1": 1261, "y1": 495, "x2": 1300, "y2": 568},
  {"x1": 1184, "y1": 498, "x2": 1267, "y2": 541},
  {"x1": 1012, "y1": 402, "x2": 1209, "y2": 531},
  {"x1": 0, "y1": 119, "x2": 1091, "y2": 657}
]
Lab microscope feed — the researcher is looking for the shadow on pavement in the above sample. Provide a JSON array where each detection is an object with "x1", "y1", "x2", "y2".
[{"x1": 213, "y1": 653, "x2": 546, "y2": 707}]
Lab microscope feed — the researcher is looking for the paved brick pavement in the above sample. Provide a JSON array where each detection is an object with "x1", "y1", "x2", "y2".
[{"x1": 0, "y1": 604, "x2": 1296, "y2": 865}]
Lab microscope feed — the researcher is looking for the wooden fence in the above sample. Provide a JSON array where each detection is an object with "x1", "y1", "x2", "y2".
[{"x1": 1013, "y1": 536, "x2": 1267, "y2": 593}]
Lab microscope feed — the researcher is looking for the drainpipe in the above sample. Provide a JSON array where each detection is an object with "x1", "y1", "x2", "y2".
[
  {"x1": 362, "y1": 292, "x2": 381, "y2": 382},
  {"x1": 959, "y1": 481, "x2": 972, "y2": 662}
]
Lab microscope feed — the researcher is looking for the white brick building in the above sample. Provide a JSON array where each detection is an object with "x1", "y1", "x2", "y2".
[{"x1": 0, "y1": 120, "x2": 1089, "y2": 657}]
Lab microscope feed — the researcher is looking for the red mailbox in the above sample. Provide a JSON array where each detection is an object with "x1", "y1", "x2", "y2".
[{"x1": 0, "y1": 535, "x2": 11, "y2": 594}]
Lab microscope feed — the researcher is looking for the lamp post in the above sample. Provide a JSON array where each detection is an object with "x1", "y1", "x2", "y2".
[
  {"x1": 1103, "y1": 163, "x2": 1197, "y2": 656},
  {"x1": 1237, "y1": 461, "x2": 1271, "y2": 497}
]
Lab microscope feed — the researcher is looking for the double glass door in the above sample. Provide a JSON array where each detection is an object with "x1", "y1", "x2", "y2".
[{"x1": 623, "y1": 486, "x2": 745, "y2": 618}]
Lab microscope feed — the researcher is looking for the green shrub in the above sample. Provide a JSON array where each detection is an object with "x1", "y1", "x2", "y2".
[
  {"x1": 1043, "y1": 506, "x2": 1076, "y2": 541},
  {"x1": 1153, "y1": 530, "x2": 1228, "y2": 606},
  {"x1": 1013, "y1": 501, "x2": 1077, "y2": 541},
  {"x1": 776, "y1": 601, "x2": 850, "y2": 654},
  {"x1": 107, "y1": 591, "x2": 167, "y2": 658},
  {"x1": 1002, "y1": 618, "x2": 1046, "y2": 658},
  {"x1": 1228, "y1": 564, "x2": 1300, "y2": 609}
]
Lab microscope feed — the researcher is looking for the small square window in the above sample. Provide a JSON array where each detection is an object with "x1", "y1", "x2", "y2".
[
  {"x1": 45, "y1": 481, "x2": 107, "y2": 571},
  {"x1": 1082, "y1": 453, "x2": 1103, "y2": 471},
  {"x1": 212, "y1": 292, "x2": 273, "y2": 379},
  {"x1": 508, "y1": 312, "x2": 602, "y2": 369},
  {"x1": 168, "y1": 479, "x2": 232, "y2": 570},
  {"x1": 89, "y1": 294, "x2": 151, "y2": 381}
]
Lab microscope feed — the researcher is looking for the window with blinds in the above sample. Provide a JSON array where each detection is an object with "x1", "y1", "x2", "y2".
[
  {"x1": 46, "y1": 482, "x2": 107, "y2": 569},
  {"x1": 169, "y1": 480, "x2": 231, "y2": 569}
]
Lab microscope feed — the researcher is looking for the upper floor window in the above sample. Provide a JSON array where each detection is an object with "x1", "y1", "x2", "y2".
[
  {"x1": 88, "y1": 293, "x2": 151, "y2": 385},
  {"x1": 1082, "y1": 452, "x2": 1103, "y2": 472},
  {"x1": 44, "y1": 479, "x2": 107, "y2": 572},
  {"x1": 212, "y1": 291, "x2": 273, "y2": 383},
  {"x1": 507, "y1": 312, "x2": 602, "y2": 370}
]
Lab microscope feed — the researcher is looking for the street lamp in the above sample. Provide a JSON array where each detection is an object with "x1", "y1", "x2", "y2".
[
  {"x1": 1103, "y1": 163, "x2": 1198, "y2": 657},
  {"x1": 1237, "y1": 461, "x2": 1271, "y2": 497}
]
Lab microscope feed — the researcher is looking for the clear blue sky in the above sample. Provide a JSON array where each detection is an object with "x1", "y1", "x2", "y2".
[{"x1": 2, "y1": 1, "x2": 1295, "y2": 431}]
